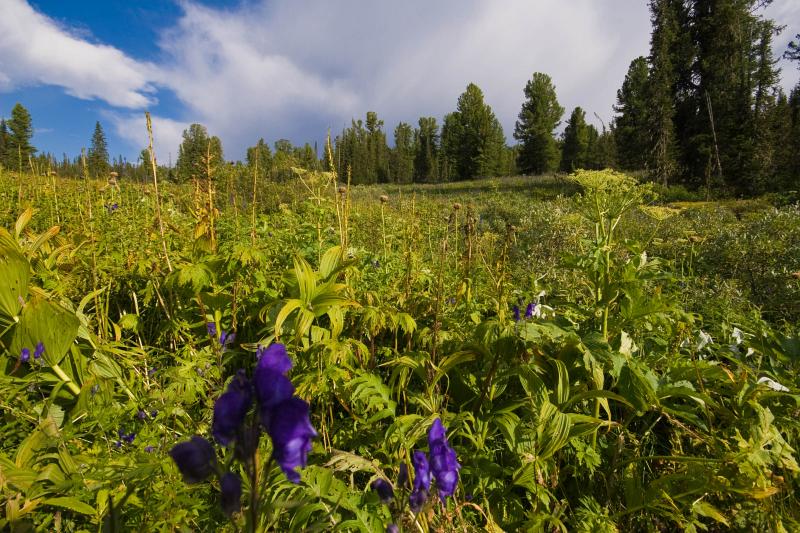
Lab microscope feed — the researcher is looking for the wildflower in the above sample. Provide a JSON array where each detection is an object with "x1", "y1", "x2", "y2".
[
  {"x1": 207, "y1": 322, "x2": 217, "y2": 336},
  {"x1": 170, "y1": 436, "x2": 217, "y2": 483},
  {"x1": 266, "y1": 397, "x2": 316, "y2": 483},
  {"x1": 220, "y1": 331, "x2": 236, "y2": 348},
  {"x1": 137, "y1": 410, "x2": 147, "y2": 420},
  {"x1": 409, "y1": 450, "x2": 430, "y2": 512},
  {"x1": 371, "y1": 478, "x2": 394, "y2": 503},
  {"x1": 33, "y1": 342, "x2": 44, "y2": 360},
  {"x1": 380, "y1": 195, "x2": 389, "y2": 203},
  {"x1": 220, "y1": 472, "x2": 242, "y2": 516},
  {"x1": 144, "y1": 445, "x2": 155, "y2": 453},
  {"x1": 254, "y1": 345, "x2": 296, "y2": 426},
  {"x1": 91, "y1": 384, "x2": 100, "y2": 396},
  {"x1": 148, "y1": 368, "x2": 157, "y2": 377},
  {"x1": 696, "y1": 330, "x2": 713, "y2": 351},
  {"x1": 512, "y1": 305, "x2": 521, "y2": 322},
  {"x1": 20, "y1": 348, "x2": 30, "y2": 363},
  {"x1": 212, "y1": 370, "x2": 254, "y2": 446},
  {"x1": 428, "y1": 418, "x2": 460, "y2": 499},
  {"x1": 124, "y1": 432, "x2": 136, "y2": 444},
  {"x1": 397, "y1": 462, "x2": 409, "y2": 489},
  {"x1": 387, "y1": 525, "x2": 399, "y2": 533},
  {"x1": 524, "y1": 303, "x2": 535, "y2": 319}
]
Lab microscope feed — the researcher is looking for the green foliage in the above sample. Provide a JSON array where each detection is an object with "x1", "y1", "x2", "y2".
[
  {"x1": 87, "y1": 121, "x2": 109, "y2": 178},
  {"x1": 6, "y1": 103, "x2": 35, "y2": 172},
  {"x1": 514, "y1": 72, "x2": 564, "y2": 174},
  {"x1": 176, "y1": 123, "x2": 224, "y2": 183}
]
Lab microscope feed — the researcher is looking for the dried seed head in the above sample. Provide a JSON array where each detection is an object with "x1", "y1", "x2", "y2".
[
  {"x1": 109, "y1": 171, "x2": 119, "y2": 177},
  {"x1": 688, "y1": 235, "x2": 702, "y2": 243},
  {"x1": 379, "y1": 195, "x2": 389, "y2": 203},
  {"x1": 452, "y1": 202, "x2": 462, "y2": 211},
  {"x1": 338, "y1": 185, "x2": 347, "y2": 194},
  {"x1": 791, "y1": 271, "x2": 800, "y2": 280}
]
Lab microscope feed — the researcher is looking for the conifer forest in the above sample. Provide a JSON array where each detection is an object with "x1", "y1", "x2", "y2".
[{"x1": 1, "y1": 1, "x2": 800, "y2": 531}]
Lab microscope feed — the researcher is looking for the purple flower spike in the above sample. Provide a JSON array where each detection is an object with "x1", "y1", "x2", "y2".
[
  {"x1": 212, "y1": 370, "x2": 253, "y2": 446},
  {"x1": 397, "y1": 462, "x2": 409, "y2": 488},
  {"x1": 20, "y1": 348, "x2": 30, "y2": 363},
  {"x1": 266, "y1": 397, "x2": 317, "y2": 483},
  {"x1": 220, "y1": 472, "x2": 242, "y2": 516},
  {"x1": 144, "y1": 445, "x2": 155, "y2": 453},
  {"x1": 220, "y1": 331, "x2": 236, "y2": 348},
  {"x1": 387, "y1": 525, "x2": 399, "y2": 533},
  {"x1": 513, "y1": 305, "x2": 521, "y2": 322},
  {"x1": 206, "y1": 322, "x2": 217, "y2": 336},
  {"x1": 169, "y1": 436, "x2": 216, "y2": 484},
  {"x1": 409, "y1": 486, "x2": 428, "y2": 513},
  {"x1": 256, "y1": 344, "x2": 293, "y2": 374},
  {"x1": 33, "y1": 342, "x2": 44, "y2": 359},
  {"x1": 371, "y1": 478, "x2": 394, "y2": 503},
  {"x1": 411, "y1": 450, "x2": 430, "y2": 491},
  {"x1": 524, "y1": 303, "x2": 535, "y2": 319},
  {"x1": 428, "y1": 418, "x2": 460, "y2": 499},
  {"x1": 254, "y1": 344, "x2": 295, "y2": 426}
]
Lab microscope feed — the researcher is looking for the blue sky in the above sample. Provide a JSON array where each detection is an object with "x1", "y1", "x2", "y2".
[{"x1": 1, "y1": 0, "x2": 799, "y2": 163}]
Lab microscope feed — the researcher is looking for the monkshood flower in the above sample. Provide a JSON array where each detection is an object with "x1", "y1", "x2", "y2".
[
  {"x1": 524, "y1": 303, "x2": 535, "y2": 319},
  {"x1": 428, "y1": 418, "x2": 460, "y2": 499},
  {"x1": 371, "y1": 478, "x2": 394, "y2": 503},
  {"x1": 387, "y1": 525, "x2": 399, "y2": 533},
  {"x1": 220, "y1": 330, "x2": 236, "y2": 348},
  {"x1": 220, "y1": 472, "x2": 243, "y2": 516},
  {"x1": 170, "y1": 436, "x2": 217, "y2": 483},
  {"x1": 207, "y1": 322, "x2": 217, "y2": 336},
  {"x1": 254, "y1": 344, "x2": 296, "y2": 425},
  {"x1": 20, "y1": 348, "x2": 30, "y2": 363},
  {"x1": 33, "y1": 342, "x2": 44, "y2": 360},
  {"x1": 212, "y1": 370, "x2": 253, "y2": 446},
  {"x1": 513, "y1": 305, "x2": 521, "y2": 322},
  {"x1": 267, "y1": 397, "x2": 317, "y2": 483},
  {"x1": 409, "y1": 450, "x2": 430, "y2": 513}
]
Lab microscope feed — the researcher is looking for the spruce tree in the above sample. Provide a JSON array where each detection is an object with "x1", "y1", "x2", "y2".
[
  {"x1": 614, "y1": 57, "x2": 650, "y2": 170},
  {"x1": 414, "y1": 117, "x2": 439, "y2": 182},
  {"x1": 246, "y1": 138, "x2": 273, "y2": 178},
  {"x1": 561, "y1": 107, "x2": 590, "y2": 171},
  {"x1": 514, "y1": 72, "x2": 564, "y2": 174},
  {"x1": 391, "y1": 122, "x2": 414, "y2": 183},
  {"x1": 176, "y1": 124, "x2": 224, "y2": 183},
  {"x1": 88, "y1": 121, "x2": 110, "y2": 178},
  {"x1": 7, "y1": 103, "x2": 35, "y2": 172},
  {"x1": 446, "y1": 83, "x2": 505, "y2": 180},
  {"x1": 0, "y1": 119, "x2": 8, "y2": 169}
]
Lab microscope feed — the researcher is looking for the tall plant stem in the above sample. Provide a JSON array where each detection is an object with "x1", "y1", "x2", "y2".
[{"x1": 145, "y1": 112, "x2": 173, "y2": 273}]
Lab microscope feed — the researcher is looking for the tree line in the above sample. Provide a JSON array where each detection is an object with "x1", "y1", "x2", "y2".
[{"x1": 2, "y1": 0, "x2": 798, "y2": 194}]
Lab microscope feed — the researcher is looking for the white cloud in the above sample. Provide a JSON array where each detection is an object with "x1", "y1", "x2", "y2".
[
  {"x1": 4, "y1": 0, "x2": 800, "y2": 160},
  {"x1": 0, "y1": 0, "x2": 156, "y2": 108},
  {"x1": 105, "y1": 111, "x2": 188, "y2": 164}
]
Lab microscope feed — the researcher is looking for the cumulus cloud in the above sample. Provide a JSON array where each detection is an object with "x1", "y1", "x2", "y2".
[
  {"x1": 105, "y1": 111, "x2": 188, "y2": 164},
  {"x1": 0, "y1": 0, "x2": 156, "y2": 108}
]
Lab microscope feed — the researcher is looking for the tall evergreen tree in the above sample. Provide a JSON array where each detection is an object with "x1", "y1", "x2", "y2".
[
  {"x1": 414, "y1": 117, "x2": 439, "y2": 182},
  {"x1": 176, "y1": 124, "x2": 224, "y2": 183},
  {"x1": 0, "y1": 119, "x2": 8, "y2": 169},
  {"x1": 514, "y1": 72, "x2": 564, "y2": 174},
  {"x1": 614, "y1": 57, "x2": 651, "y2": 170},
  {"x1": 7, "y1": 103, "x2": 35, "y2": 172},
  {"x1": 87, "y1": 121, "x2": 110, "y2": 178},
  {"x1": 391, "y1": 122, "x2": 414, "y2": 183},
  {"x1": 561, "y1": 107, "x2": 590, "y2": 171},
  {"x1": 246, "y1": 138, "x2": 273, "y2": 176},
  {"x1": 444, "y1": 83, "x2": 505, "y2": 180}
]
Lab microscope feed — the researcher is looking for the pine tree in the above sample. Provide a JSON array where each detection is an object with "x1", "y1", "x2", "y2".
[
  {"x1": 88, "y1": 121, "x2": 110, "y2": 178},
  {"x1": 247, "y1": 138, "x2": 273, "y2": 179},
  {"x1": 7, "y1": 103, "x2": 35, "y2": 172},
  {"x1": 561, "y1": 107, "x2": 590, "y2": 171},
  {"x1": 514, "y1": 72, "x2": 564, "y2": 174},
  {"x1": 0, "y1": 119, "x2": 8, "y2": 169},
  {"x1": 414, "y1": 117, "x2": 439, "y2": 182},
  {"x1": 445, "y1": 83, "x2": 505, "y2": 180},
  {"x1": 176, "y1": 124, "x2": 224, "y2": 183},
  {"x1": 614, "y1": 57, "x2": 650, "y2": 170},
  {"x1": 391, "y1": 122, "x2": 414, "y2": 183}
]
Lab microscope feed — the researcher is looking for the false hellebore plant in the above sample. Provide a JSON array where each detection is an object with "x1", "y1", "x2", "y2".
[
  {"x1": 370, "y1": 418, "x2": 460, "y2": 530},
  {"x1": 169, "y1": 343, "x2": 316, "y2": 527}
]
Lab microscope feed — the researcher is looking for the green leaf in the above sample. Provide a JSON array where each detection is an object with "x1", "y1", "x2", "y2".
[
  {"x1": 0, "y1": 244, "x2": 29, "y2": 318},
  {"x1": 10, "y1": 296, "x2": 80, "y2": 366},
  {"x1": 44, "y1": 497, "x2": 96, "y2": 516}
]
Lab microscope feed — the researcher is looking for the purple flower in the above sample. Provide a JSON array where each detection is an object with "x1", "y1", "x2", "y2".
[
  {"x1": 524, "y1": 303, "x2": 535, "y2": 319},
  {"x1": 137, "y1": 410, "x2": 147, "y2": 420},
  {"x1": 254, "y1": 345, "x2": 295, "y2": 426},
  {"x1": 124, "y1": 432, "x2": 136, "y2": 444},
  {"x1": 220, "y1": 331, "x2": 236, "y2": 348},
  {"x1": 151, "y1": 410, "x2": 158, "y2": 418},
  {"x1": 256, "y1": 344, "x2": 293, "y2": 374},
  {"x1": 212, "y1": 370, "x2": 253, "y2": 446},
  {"x1": 428, "y1": 418, "x2": 460, "y2": 499},
  {"x1": 387, "y1": 525, "x2": 399, "y2": 533},
  {"x1": 397, "y1": 463, "x2": 409, "y2": 489},
  {"x1": 513, "y1": 305, "x2": 521, "y2": 322},
  {"x1": 371, "y1": 478, "x2": 394, "y2": 503},
  {"x1": 220, "y1": 472, "x2": 242, "y2": 516},
  {"x1": 266, "y1": 397, "x2": 317, "y2": 483},
  {"x1": 170, "y1": 436, "x2": 217, "y2": 484},
  {"x1": 206, "y1": 322, "x2": 217, "y2": 336},
  {"x1": 409, "y1": 450, "x2": 430, "y2": 513},
  {"x1": 20, "y1": 348, "x2": 30, "y2": 363},
  {"x1": 144, "y1": 445, "x2": 155, "y2": 453},
  {"x1": 33, "y1": 342, "x2": 44, "y2": 360}
]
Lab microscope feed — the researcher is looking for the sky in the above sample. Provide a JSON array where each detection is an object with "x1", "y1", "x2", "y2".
[{"x1": 0, "y1": 0, "x2": 798, "y2": 164}]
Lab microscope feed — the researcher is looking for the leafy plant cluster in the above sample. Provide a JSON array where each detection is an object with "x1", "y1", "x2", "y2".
[{"x1": 1, "y1": 166, "x2": 799, "y2": 532}]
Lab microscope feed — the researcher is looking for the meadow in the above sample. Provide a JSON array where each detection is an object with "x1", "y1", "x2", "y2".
[{"x1": 1, "y1": 166, "x2": 799, "y2": 532}]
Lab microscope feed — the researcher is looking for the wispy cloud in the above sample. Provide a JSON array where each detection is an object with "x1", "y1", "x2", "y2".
[{"x1": 0, "y1": 0, "x2": 157, "y2": 108}]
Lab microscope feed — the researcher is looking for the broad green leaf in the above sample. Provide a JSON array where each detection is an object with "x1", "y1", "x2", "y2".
[
  {"x1": 10, "y1": 296, "x2": 79, "y2": 366},
  {"x1": 0, "y1": 244, "x2": 29, "y2": 318}
]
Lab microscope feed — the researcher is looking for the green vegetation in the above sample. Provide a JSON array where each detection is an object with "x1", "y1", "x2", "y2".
[{"x1": 1, "y1": 163, "x2": 799, "y2": 531}]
